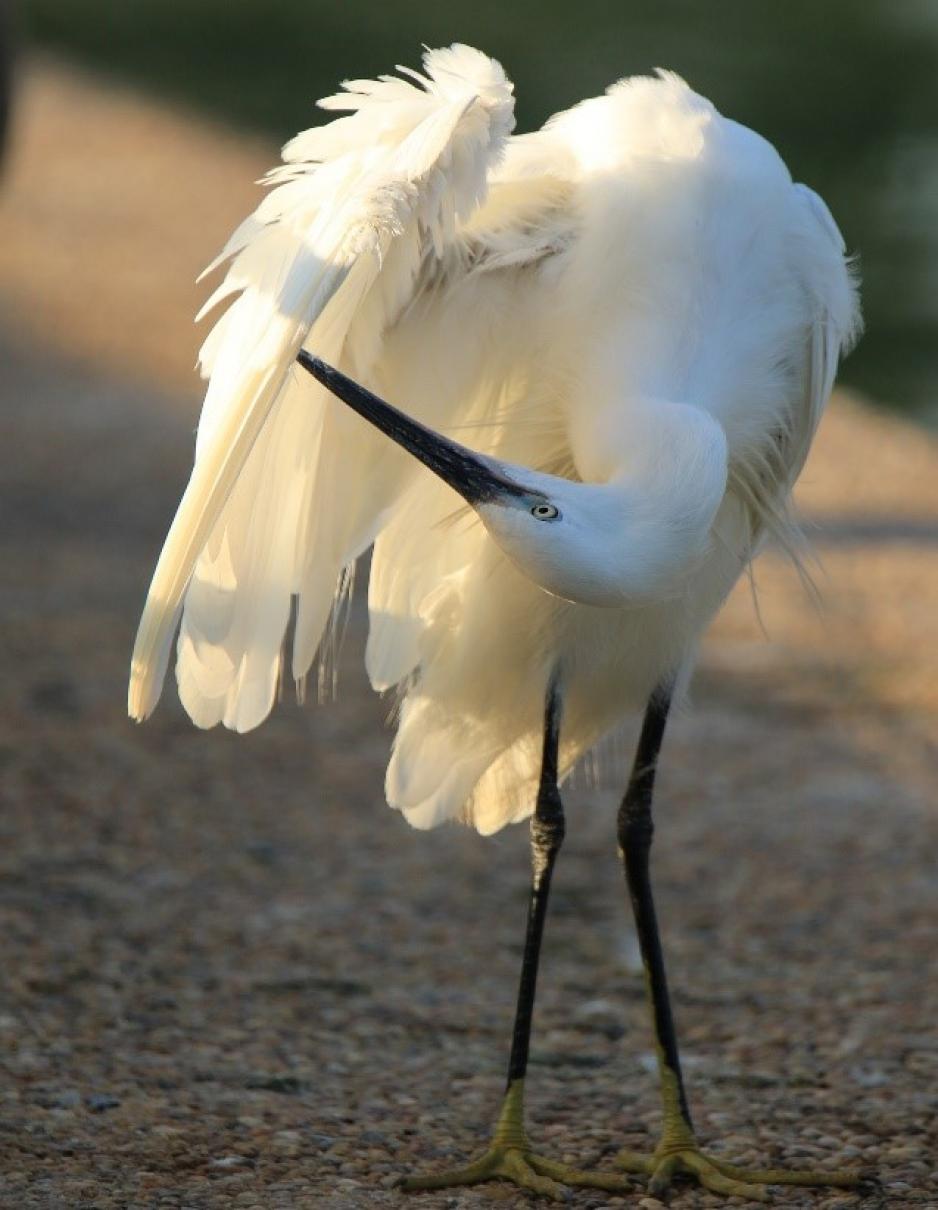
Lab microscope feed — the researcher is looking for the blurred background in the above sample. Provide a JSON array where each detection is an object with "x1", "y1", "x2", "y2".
[
  {"x1": 18, "y1": 0, "x2": 938, "y2": 418},
  {"x1": 1, "y1": 4, "x2": 936, "y2": 1208}
]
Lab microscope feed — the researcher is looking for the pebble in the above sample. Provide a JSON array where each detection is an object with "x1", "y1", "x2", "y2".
[
  {"x1": 48, "y1": 1089, "x2": 82, "y2": 1109},
  {"x1": 885, "y1": 1144, "x2": 920, "y2": 1160}
]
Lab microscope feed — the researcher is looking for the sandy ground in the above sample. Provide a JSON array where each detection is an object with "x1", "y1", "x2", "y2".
[{"x1": 1, "y1": 59, "x2": 936, "y2": 1210}]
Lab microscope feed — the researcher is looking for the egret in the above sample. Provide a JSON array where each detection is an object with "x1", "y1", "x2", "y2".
[{"x1": 129, "y1": 44, "x2": 862, "y2": 1200}]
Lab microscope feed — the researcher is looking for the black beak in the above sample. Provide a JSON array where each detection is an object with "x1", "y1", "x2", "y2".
[{"x1": 297, "y1": 351, "x2": 526, "y2": 506}]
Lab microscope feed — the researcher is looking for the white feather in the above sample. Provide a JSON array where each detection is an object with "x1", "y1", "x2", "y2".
[
  {"x1": 128, "y1": 44, "x2": 516, "y2": 726},
  {"x1": 130, "y1": 50, "x2": 859, "y2": 834}
]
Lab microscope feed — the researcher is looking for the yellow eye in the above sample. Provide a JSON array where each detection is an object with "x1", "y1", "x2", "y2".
[{"x1": 531, "y1": 503, "x2": 560, "y2": 521}]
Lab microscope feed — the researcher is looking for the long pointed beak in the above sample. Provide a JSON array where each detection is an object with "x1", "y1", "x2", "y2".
[{"x1": 297, "y1": 351, "x2": 526, "y2": 506}]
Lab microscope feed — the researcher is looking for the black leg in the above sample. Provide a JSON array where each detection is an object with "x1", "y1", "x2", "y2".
[
  {"x1": 616, "y1": 685, "x2": 693, "y2": 1137},
  {"x1": 504, "y1": 673, "x2": 565, "y2": 1090},
  {"x1": 402, "y1": 677, "x2": 634, "y2": 1196},
  {"x1": 616, "y1": 689, "x2": 862, "y2": 1199}
]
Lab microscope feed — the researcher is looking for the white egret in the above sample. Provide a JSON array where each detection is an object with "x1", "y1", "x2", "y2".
[{"x1": 129, "y1": 44, "x2": 862, "y2": 1200}]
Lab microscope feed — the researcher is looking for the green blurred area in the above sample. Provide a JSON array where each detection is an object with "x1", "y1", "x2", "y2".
[{"x1": 20, "y1": 0, "x2": 938, "y2": 416}]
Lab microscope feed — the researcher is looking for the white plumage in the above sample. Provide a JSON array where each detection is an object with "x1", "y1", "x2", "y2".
[{"x1": 129, "y1": 44, "x2": 860, "y2": 835}]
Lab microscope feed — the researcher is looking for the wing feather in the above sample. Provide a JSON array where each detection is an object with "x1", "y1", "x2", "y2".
[{"x1": 129, "y1": 44, "x2": 515, "y2": 724}]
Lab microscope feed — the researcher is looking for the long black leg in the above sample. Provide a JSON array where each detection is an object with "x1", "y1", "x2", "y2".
[
  {"x1": 615, "y1": 690, "x2": 864, "y2": 1199},
  {"x1": 616, "y1": 685, "x2": 694, "y2": 1136},
  {"x1": 404, "y1": 680, "x2": 695, "y2": 1197},
  {"x1": 504, "y1": 674, "x2": 565, "y2": 1091}
]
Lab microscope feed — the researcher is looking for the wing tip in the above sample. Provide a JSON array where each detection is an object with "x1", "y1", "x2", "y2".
[
  {"x1": 422, "y1": 43, "x2": 513, "y2": 101},
  {"x1": 127, "y1": 666, "x2": 157, "y2": 723}
]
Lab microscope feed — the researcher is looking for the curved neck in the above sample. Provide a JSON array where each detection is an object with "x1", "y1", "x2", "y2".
[{"x1": 480, "y1": 402, "x2": 730, "y2": 607}]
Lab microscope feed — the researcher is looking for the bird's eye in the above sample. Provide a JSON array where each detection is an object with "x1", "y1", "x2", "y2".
[{"x1": 531, "y1": 502, "x2": 560, "y2": 521}]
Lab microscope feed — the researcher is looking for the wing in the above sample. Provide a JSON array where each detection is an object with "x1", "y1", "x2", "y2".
[{"x1": 128, "y1": 44, "x2": 516, "y2": 728}]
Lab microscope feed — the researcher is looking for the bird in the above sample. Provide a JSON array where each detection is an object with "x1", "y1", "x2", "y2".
[{"x1": 128, "y1": 44, "x2": 862, "y2": 1201}]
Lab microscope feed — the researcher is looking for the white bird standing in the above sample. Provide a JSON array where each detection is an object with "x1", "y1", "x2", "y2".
[{"x1": 129, "y1": 45, "x2": 862, "y2": 1200}]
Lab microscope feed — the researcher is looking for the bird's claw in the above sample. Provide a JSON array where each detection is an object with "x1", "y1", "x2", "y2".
[
  {"x1": 617, "y1": 1142, "x2": 863, "y2": 1201},
  {"x1": 401, "y1": 1144, "x2": 635, "y2": 1201}
]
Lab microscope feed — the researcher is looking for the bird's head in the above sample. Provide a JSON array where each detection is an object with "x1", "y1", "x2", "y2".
[{"x1": 470, "y1": 469, "x2": 640, "y2": 606}]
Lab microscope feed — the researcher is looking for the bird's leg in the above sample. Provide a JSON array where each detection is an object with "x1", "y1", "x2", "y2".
[
  {"x1": 402, "y1": 678, "x2": 632, "y2": 1200},
  {"x1": 615, "y1": 686, "x2": 862, "y2": 1200}
]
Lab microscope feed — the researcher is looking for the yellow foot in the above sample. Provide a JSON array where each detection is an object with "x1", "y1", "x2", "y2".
[
  {"x1": 401, "y1": 1078, "x2": 633, "y2": 1201},
  {"x1": 402, "y1": 1145, "x2": 634, "y2": 1202},
  {"x1": 617, "y1": 1143, "x2": 863, "y2": 1202}
]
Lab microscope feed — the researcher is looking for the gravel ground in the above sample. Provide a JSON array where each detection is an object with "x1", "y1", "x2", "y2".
[{"x1": 0, "y1": 60, "x2": 936, "y2": 1210}]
